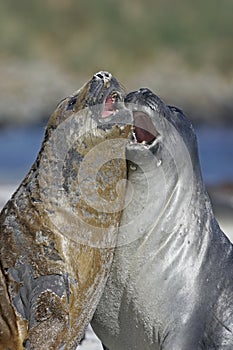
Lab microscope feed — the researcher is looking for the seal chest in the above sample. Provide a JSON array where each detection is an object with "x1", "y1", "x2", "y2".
[{"x1": 0, "y1": 71, "x2": 133, "y2": 349}]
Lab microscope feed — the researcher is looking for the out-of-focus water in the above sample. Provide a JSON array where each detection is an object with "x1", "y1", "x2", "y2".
[
  {"x1": 197, "y1": 125, "x2": 233, "y2": 184},
  {"x1": 0, "y1": 125, "x2": 45, "y2": 184},
  {"x1": 0, "y1": 124, "x2": 233, "y2": 185}
]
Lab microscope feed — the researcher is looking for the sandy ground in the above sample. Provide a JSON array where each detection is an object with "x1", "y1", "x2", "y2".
[{"x1": 1, "y1": 184, "x2": 233, "y2": 349}]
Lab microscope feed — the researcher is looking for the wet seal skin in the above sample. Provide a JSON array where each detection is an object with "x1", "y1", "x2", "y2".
[
  {"x1": 0, "y1": 71, "x2": 133, "y2": 349},
  {"x1": 92, "y1": 88, "x2": 233, "y2": 350}
]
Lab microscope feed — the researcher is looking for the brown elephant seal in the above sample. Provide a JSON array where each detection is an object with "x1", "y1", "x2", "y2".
[
  {"x1": 92, "y1": 88, "x2": 233, "y2": 349},
  {"x1": 0, "y1": 71, "x2": 133, "y2": 349}
]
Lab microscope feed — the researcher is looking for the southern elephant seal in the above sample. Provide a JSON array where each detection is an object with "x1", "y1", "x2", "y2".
[
  {"x1": 0, "y1": 71, "x2": 133, "y2": 349},
  {"x1": 92, "y1": 88, "x2": 233, "y2": 349}
]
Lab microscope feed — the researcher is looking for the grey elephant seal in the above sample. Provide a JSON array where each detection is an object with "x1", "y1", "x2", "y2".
[
  {"x1": 92, "y1": 88, "x2": 233, "y2": 349},
  {"x1": 0, "y1": 71, "x2": 132, "y2": 349}
]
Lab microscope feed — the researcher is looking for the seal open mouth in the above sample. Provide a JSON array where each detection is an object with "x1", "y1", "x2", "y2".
[
  {"x1": 131, "y1": 111, "x2": 159, "y2": 146},
  {"x1": 97, "y1": 89, "x2": 133, "y2": 130},
  {"x1": 102, "y1": 91, "x2": 120, "y2": 119}
]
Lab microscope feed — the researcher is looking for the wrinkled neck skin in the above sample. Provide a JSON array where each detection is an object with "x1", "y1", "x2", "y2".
[{"x1": 92, "y1": 108, "x2": 233, "y2": 350}]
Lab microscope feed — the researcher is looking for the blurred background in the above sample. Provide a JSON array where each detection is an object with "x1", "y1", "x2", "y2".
[
  {"x1": 0, "y1": 1, "x2": 233, "y2": 227},
  {"x1": 0, "y1": 1, "x2": 232, "y2": 348}
]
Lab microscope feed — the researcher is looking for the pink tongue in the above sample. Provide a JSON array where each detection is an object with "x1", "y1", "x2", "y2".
[
  {"x1": 102, "y1": 110, "x2": 114, "y2": 118},
  {"x1": 102, "y1": 96, "x2": 114, "y2": 118}
]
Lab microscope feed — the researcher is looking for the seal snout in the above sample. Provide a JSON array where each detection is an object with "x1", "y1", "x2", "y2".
[
  {"x1": 88, "y1": 71, "x2": 129, "y2": 124},
  {"x1": 94, "y1": 70, "x2": 112, "y2": 82}
]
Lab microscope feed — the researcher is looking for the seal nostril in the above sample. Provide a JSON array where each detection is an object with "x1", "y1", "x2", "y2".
[
  {"x1": 96, "y1": 73, "x2": 103, "y2": 79},
  {"x1": 104, "y1": 72, "x2": 112, "y2": 80},
  {"x1": 95, "y1": 71, "x2": 112, "y2": 81}
]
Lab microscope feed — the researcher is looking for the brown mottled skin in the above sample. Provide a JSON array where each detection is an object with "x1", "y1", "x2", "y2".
[{"x1": 0, "y1": 72, "x2": 132, "y2": 349}]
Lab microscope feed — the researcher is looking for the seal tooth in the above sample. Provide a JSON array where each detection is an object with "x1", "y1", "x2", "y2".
[{"x1": 132, "y1": 130, "x2": 137, "y2": 142}]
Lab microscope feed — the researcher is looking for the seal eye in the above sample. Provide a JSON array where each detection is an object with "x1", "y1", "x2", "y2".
[{"x1": 66, "y1": 96, "x2": 77, "y2": 111}]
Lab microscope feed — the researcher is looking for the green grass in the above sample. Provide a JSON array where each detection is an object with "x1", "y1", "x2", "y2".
[{"x1": 1, "y1": 0, "x2": 233, "y2": 75}]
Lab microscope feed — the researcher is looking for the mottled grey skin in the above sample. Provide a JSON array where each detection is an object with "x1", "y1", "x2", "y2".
[
  {"x1": 92, "y1": 88, "x2": 233, "y2": 349},
  {"x1": 0, "y1": 71, "x2": 132, "y2": 350}
]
